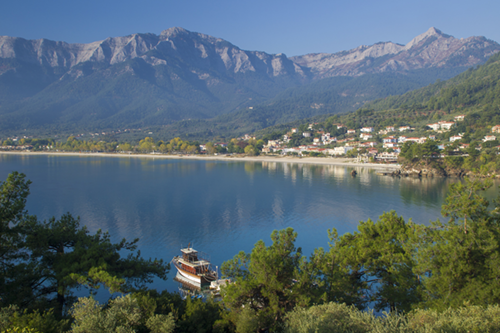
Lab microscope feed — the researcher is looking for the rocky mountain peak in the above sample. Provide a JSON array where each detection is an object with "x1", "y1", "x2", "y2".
[
  {"x1": 290, "y1": 28, "x2": 499, "y2": 79},
  {"x1": 405, "y1": 27, "x2": 448, "y2": 49},
  {"x1": 160, "y1": 27, "x2": 189, "y2": 37}
]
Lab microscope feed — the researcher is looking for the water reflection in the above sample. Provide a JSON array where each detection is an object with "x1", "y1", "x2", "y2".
[{"x1": 0, "y1": 154, "x2": 478, "y2": 293}]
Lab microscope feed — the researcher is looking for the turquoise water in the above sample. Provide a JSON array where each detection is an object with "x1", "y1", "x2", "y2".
[{"x1": 0, "y1": 154, "x2": 457, "y2": 293}]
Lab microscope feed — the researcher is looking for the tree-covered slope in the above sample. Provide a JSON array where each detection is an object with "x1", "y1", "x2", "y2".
[
  {"x1": 154, "y1": 67, "x2": 471, "y2": 140},
  {"x1": 0, "y1": 57, "x2": 302, "y2": 132},
  {"x1": 365, "y1": 51, "x2": 500, "y2": 112}
]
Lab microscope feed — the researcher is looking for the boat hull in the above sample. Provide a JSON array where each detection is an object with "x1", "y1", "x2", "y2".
[{"x1": 172, "y1": 259, "x2": 214, "y2": 285}]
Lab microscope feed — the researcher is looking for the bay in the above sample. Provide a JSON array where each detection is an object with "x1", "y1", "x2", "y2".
[{"x1": 0, "y1": 153, "x2": 456, "y2": 294}]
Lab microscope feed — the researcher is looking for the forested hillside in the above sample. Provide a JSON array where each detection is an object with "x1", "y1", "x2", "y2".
[
  {"x1": 365, "y1": 51, "x2": 500, "y2": 112},
  {"x1": 154, "y1": 67, "x2": 469, "y2": 141},
  {"x1": 258, "y1": 52, "x2": 500, "y2": 141}
]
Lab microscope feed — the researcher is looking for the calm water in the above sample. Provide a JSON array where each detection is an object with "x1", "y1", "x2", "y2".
[{"x1": 0, "y1": 154, "x2": 458, "y2": 294}]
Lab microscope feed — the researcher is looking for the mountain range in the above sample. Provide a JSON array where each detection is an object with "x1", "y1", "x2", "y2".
[{"x1": 0, "y1": 27, "x2": 498, "y2": 137}]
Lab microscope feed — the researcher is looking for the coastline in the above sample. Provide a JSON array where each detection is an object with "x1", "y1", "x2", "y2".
[{"x1": 0, "y1": 151, "x2": 401, "y2": 170}]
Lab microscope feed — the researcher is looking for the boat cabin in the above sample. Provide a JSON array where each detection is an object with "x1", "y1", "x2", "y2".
[{"x1": 181, "y1": 247, "x2": 199, "y2": 263}]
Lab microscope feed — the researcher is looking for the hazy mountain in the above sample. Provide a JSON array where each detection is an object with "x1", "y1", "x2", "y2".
[
  {"x1": 292, "y1": 28, "x2": 499, "y2": 78},
  {"x1": 0, "y1": 27, "x2": 498, "y2": 135}
]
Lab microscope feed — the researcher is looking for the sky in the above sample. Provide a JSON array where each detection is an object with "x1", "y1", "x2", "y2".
[{"x1": 1, "y1": 0, "x2": 499, "y2": 57}]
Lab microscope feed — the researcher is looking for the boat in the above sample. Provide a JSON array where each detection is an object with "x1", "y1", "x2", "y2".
[{"x1": 171, "y1": 246, "x2": 218, "y2": 286}]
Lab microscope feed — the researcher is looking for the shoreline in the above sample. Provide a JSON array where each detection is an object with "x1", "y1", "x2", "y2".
[{"x1": 0, "y1": 151, "x2": 401, "y2": 170}]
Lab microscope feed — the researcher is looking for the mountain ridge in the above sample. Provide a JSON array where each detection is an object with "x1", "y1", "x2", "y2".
[
  {"x1": 0, "y1": 27, "x2": 499, "y2": 135},
  {"x1": 290, "y1": 27, "x2": 499, "y2": 78}
]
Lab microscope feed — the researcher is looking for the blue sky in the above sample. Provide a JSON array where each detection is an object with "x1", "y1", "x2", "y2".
[{"x1": 1, "y1": 0, "x2": 499, "y2": 56}]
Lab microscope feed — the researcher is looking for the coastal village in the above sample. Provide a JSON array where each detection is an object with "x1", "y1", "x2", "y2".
[
  {"x1": 2, "y1": 113, "x2": 500, "y2": 165},
  {"x1": 254, "y1": 113, "x2": 500, "y2": 162}
]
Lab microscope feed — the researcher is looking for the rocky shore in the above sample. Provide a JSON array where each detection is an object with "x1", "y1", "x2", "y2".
[{"x1": 386, "y1": 160, "x2": 487, "y2": 178}]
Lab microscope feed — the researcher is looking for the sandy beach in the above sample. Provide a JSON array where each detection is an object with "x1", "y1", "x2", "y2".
[{"x1": 0, "y1": 151, "x2": 401, "y2": 170}]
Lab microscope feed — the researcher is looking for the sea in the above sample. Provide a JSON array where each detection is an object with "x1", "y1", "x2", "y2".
[{"x1": 0, "y1": 153, "x2": 461, "y2": 296}]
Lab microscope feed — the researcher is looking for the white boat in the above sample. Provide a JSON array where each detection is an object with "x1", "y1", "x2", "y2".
[{"x1": 171, "y1": 246, "x2": 217, "y2": 285}]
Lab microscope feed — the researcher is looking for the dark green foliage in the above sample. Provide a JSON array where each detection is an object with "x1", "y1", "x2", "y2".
[
  {"x1": 22, "y1": 213, "x2": 169, "y2": 316},
  {"x1": 0, "y1": 172, "x2": 36, "y2": 309},
  {"x1": 412, "y1": 177, "x2": 500, "y2": 310},
  {"x1": 220, "y1": 228, "x2": 314, "y2": 331},
  {"x1": 319, "y1": 212, "x2": 420, "y2": 312},
  {"x1": 0, "y1": 172, "x2": 169, "y2": 319},
  {"x1": 400, "y1": 140, "x2": 440, "y2": 161},
  {"x1": 176, "y1": 297, "x2": 224, "y2": 333}
]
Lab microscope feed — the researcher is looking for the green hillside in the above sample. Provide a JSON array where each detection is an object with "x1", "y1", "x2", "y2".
[
  {"x1": 0, "y1": 56, "x2": 302, "y2": 134},
  {"x1": 153, "y1": 67, "x2": 469, "y2": 141},
  {"x1": 365, "y1": 51, "x2": 500, "y2": 112},
  {"x1": 257, "y1": 52, "x2": 500, "y2": 139}
]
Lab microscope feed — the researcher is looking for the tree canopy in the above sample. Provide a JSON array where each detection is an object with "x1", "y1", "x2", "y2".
[{"x1": 0, "y1": 172, "x2": 170, "y2": 318}]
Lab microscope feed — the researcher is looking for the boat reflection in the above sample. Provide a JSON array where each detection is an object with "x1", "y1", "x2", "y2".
[{"x1": 174, "y1": 272, "x2": 230, "y2": 299}]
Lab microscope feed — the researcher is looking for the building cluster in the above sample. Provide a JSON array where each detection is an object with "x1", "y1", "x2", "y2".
[
  {"x1": 0, "y1": 145, "x2": 34, "y2": 150},
  {"x1": 260, "y1": 114, "x2": 500, "y2": 160},
  {"x1": 199, "y1": 142, "x2": 228, "y2": 151}
]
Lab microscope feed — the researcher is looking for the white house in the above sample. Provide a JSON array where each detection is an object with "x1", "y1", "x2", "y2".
[
  {"x1": 427, "y1": 123, "x2": 441, "y2": 131},
  {"x1": 360, "y1": 133, "x2": 373, "y2": 140},
  {"x1": 267, "y1": 140, "x2": 279, "y2": 147},
  {"x1": 325, "y1": 137, "x2": 337, "y2": 144},
  {"x1": 449, "y1": 135, "x2": 462, "y2": 142},
  {"x1": 399, "y1": 126, "x2": 411, "y2": 132},
  {"x1": 383, "y1": 142, "x2": 399, "y2": 149},
  {"x1": 360, "y1": 141, "x2": 377, "y2": 148},
  {"x1": 282, "y1": 147, "x2": 303, "y2": 155},
  {"x1": 328, "y1": 146, "x2": 354, "y2": 156},
  {"x1": 439, "y1": 121, "x2": 455, "y2": 130},
  {"x1": 303, "y1": 132, "x2": 311, "y2": 137},
  {"x1": 454, "y1": 115, "x2": 466, "y2": 121},
  {"x1": 383, "y1": 136, "x2": 397, "y2": 143},
  {"x1": 483, "y1": 135, "x2": 497, "y2": 142},
  {"x1": 377, "y1": 152, "x2": 399, "y2": 161},
  {"x1": 347, "y1": 129, "x2": 356, "y2": 134},
  {"x1": 360, "y1": 127, "x2": 374, "y2": 133}
]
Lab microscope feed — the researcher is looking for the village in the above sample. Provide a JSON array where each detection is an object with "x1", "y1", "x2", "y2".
[
  {"x1": 3, "y1": 113, "x2": 500, "y2": 164},
  {"x1": 257, "y1": 114, "x2": 500, "y2": 162}
]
